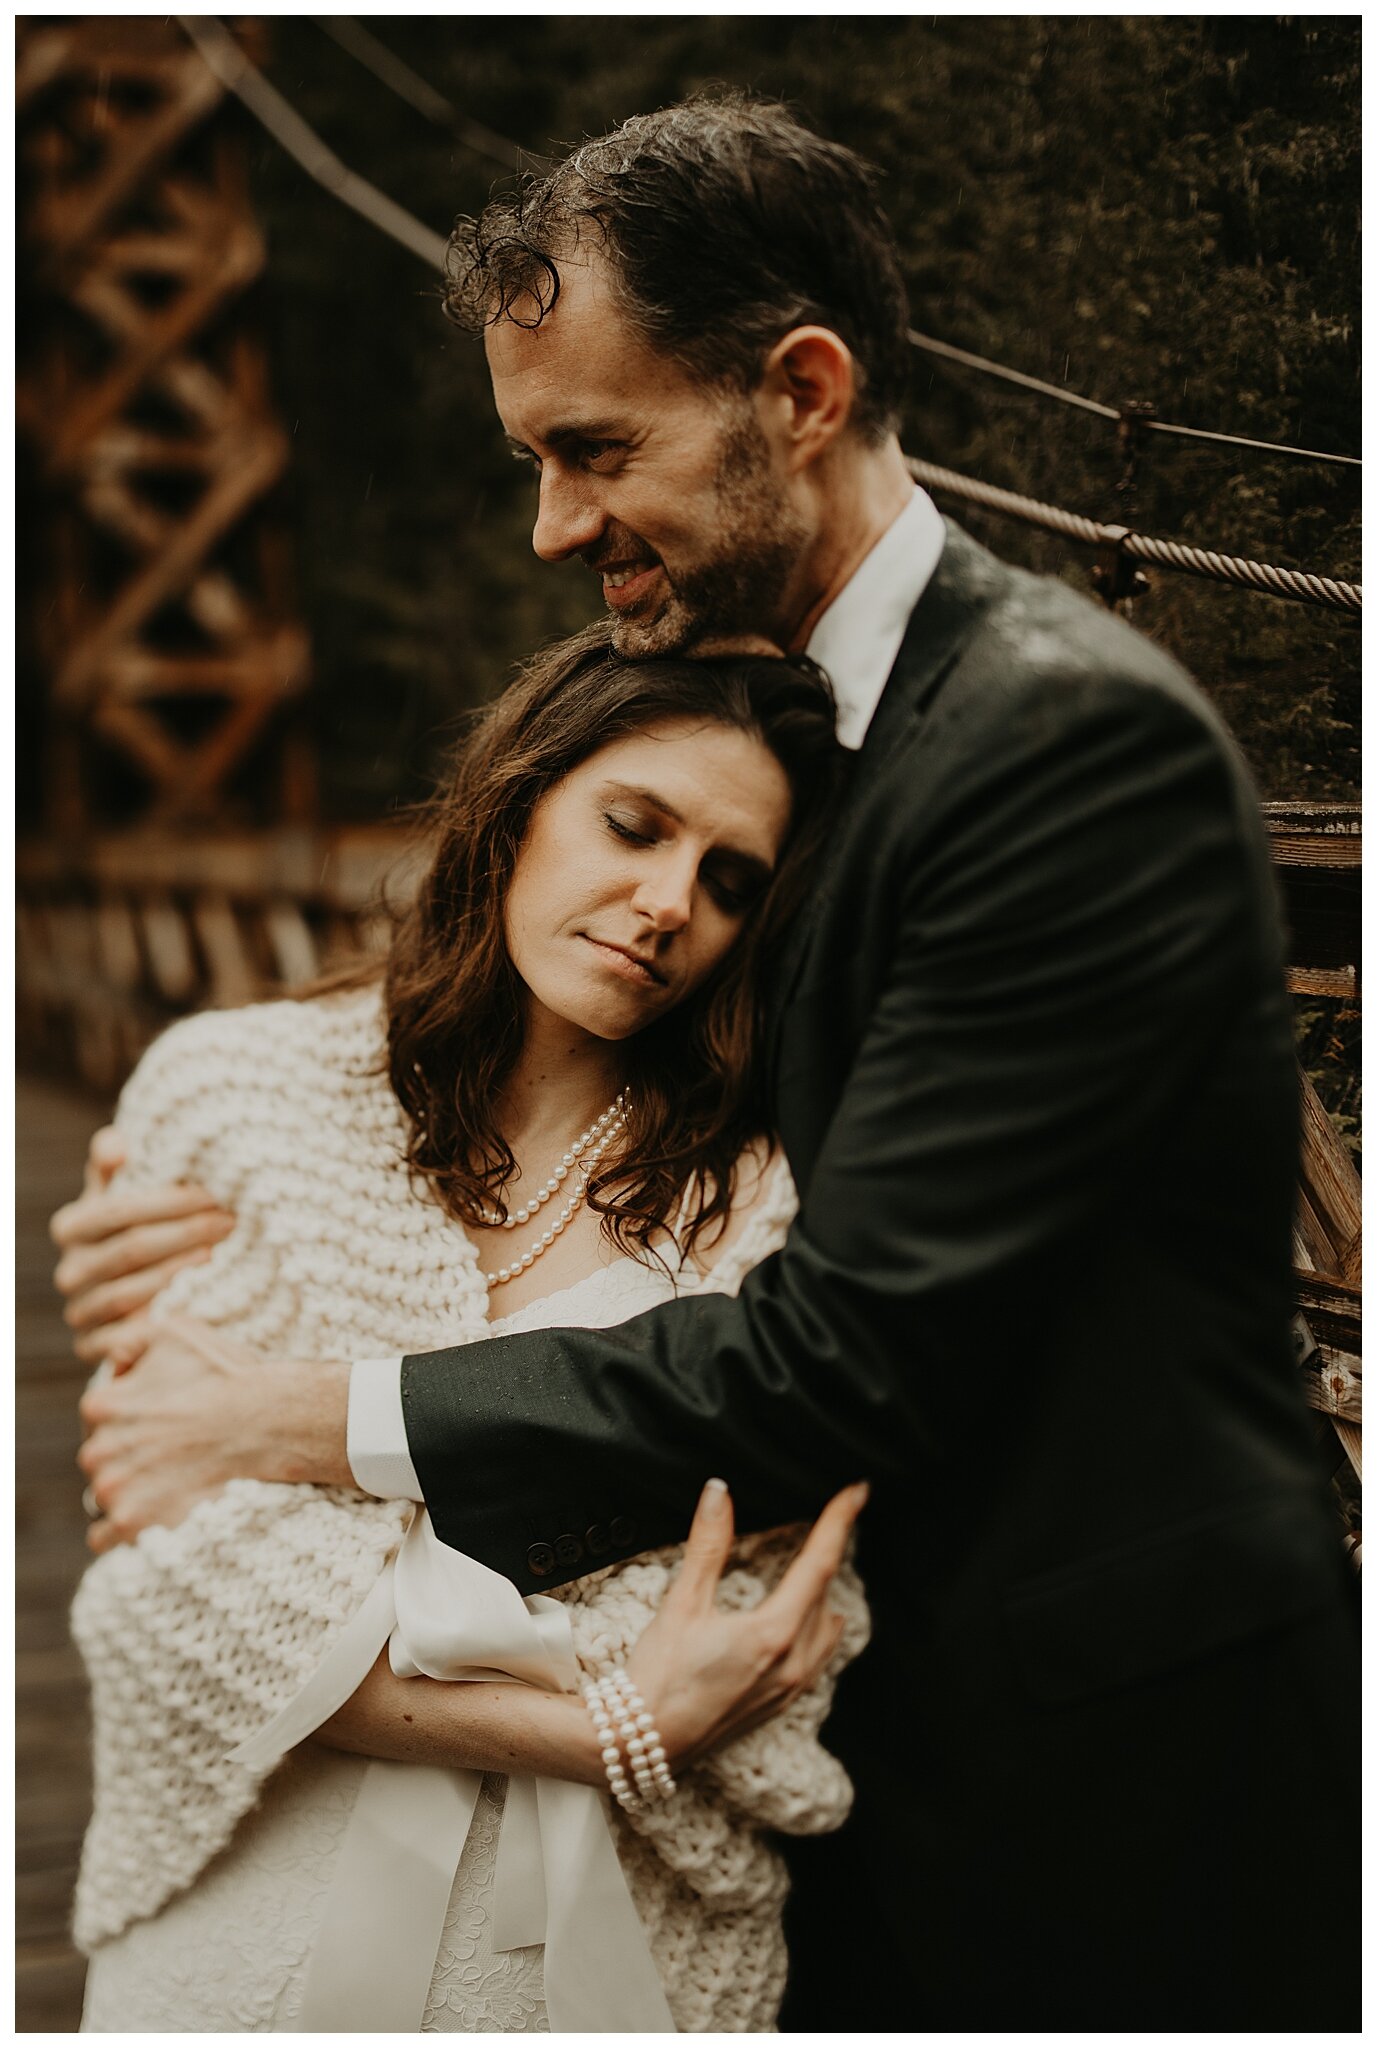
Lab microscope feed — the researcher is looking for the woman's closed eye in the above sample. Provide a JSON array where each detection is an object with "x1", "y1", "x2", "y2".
[
  {"x1": 603, "y1": 813, "x2": 767, "y2": 915},
  {"x1": 604, "y1": 810, "x2": 654, "y2": 848},
  {"x1": 702, "y1": 863, "x2": 765, "y2": 916}
]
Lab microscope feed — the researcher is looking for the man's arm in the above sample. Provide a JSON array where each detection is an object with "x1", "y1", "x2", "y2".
[
  {"x1": 400, "y1": 672, "x2": 1285, "y2": 1588},
  {"x1": 72, "y1": 668, "x2": 1282, "y2": 1566}
]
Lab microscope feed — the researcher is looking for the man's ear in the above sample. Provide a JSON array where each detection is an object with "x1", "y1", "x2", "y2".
[{"x1": 760, "y1": 326, "x2": 857, "y2": 468}]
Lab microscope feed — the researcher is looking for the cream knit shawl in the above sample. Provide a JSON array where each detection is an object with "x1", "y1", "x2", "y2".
[{"x1": 70, "y1": 987, "x2": 869, "y2": 2032}]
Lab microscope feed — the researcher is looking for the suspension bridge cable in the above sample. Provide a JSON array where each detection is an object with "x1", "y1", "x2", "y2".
[
  {"x1": 908, "y1": 329, "x2": 1360, "y2": 469},
  {"x1": 1144, "y1": 416, "x2": 1360, "y2": 463},
  {"x1": 907, "y1": 460, "x2": 1361, "y2": 613},
  {"x1": 910, "y1": 329, "x2": 1119, "y2": 420},
  {"x1": 313, "y1": 17, "x2": 526, "y2": 173},
  {"x1": 174, "y1": 19, "x2": 1361, "y2": 613},
  {"x1": 178, "y1": 15, "x2": 449, "y2": 269}
]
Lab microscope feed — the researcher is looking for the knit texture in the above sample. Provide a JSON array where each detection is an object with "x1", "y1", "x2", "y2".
[{"x1": 70, "y1": 987, "x2": 868, "y2": 2030}]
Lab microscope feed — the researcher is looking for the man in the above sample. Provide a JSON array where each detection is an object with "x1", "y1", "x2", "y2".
[{"x1": 62, "y1": 97, "x2": 1356, "y2": 2029}]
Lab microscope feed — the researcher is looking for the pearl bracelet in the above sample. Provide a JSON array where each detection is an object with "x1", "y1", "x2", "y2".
[
  {"x1": 582, "y1": 1670, "x2": 677, "y2": 1809},
  {"x1": 605, "y1": 1667, "x2": 677, "y2": 1801},
  {"x1": 583, "y1": 1678, "x2": 639, "y2": 1809}
]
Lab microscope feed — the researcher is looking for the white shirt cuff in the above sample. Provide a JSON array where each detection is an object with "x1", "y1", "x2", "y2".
[{"x1": 347, "y1": 1357, "x2": 424, "y2": 1501}]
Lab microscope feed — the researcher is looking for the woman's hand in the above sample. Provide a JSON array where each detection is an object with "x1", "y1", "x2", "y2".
[{"x1": 625, "y1": 1477, "x2": 867, "y2": 1768}]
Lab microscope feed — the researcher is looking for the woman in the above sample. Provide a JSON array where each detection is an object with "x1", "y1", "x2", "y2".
[{"x1": 73, "y1": 624, "x2": 869, "y2": 2033}]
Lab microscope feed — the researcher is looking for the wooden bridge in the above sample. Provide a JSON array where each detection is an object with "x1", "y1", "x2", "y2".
[{"x1": 13, "y1": 24, "x2": 1359, "y2": 2027}]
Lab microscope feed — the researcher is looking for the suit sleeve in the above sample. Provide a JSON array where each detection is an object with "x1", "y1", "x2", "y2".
[{"x1": 402, "y1": 671, "x2": 1284, "y2": 1590}]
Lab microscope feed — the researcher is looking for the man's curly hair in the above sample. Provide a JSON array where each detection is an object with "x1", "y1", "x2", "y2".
[{"x1": 443, "y1": 93, "x2": 911, "y2": 443}]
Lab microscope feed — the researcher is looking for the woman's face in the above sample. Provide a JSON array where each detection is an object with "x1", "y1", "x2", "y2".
[{"x1": 504, "y1": 716, "x2": 793, "y2": 1042}]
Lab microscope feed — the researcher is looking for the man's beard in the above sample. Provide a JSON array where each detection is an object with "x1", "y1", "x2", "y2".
[{"x1": 608, "y1": 410, "x2": 807, "y2": 658}]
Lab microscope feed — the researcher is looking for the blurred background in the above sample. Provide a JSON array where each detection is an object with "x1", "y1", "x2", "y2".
[{"x1": 15, "y1": 15, "x2": 1360, "y2": 2029}]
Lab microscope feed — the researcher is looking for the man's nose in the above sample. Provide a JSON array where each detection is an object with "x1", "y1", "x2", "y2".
[{"x1": 531, "y1": 466, "x2": 604, "y2": 563}]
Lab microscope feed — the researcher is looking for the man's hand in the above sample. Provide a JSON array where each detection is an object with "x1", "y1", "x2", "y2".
[
  {"x1": 51, "y1": 1127, "x2": 235, "y2": 1369},
  {"x1": 77, "y1": 1315, "x2": 354, "y2": 1553},
  {"x1": 626, "y1": 1476, "x2": 867, "y2": 1765}
]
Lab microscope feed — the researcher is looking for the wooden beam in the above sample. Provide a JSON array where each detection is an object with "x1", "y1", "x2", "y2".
[
  {"x1": 1288, "y1": 966, "x2": 1357, "y2": 1000},
  {"x1": 1296, "y1": 1071, "x2": 1362, "y2": 1284}
]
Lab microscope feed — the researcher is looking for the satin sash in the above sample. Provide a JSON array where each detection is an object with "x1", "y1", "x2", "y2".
[{"x1": 228, "y1": 1511, "x2": 675, "y2": 2033}]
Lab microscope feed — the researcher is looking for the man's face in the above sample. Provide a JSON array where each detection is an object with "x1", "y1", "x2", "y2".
[{"x1": 486, "y1": 253, "x2": 809, "y2": 655}]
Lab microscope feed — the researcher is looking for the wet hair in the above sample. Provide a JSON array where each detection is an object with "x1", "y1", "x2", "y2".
[
  {"x1": 383, "y1": 621, "x2": 841, "y2": 1261},
  {"x1": 444, "y1": 92, "x2": 910, "y2": 443}
]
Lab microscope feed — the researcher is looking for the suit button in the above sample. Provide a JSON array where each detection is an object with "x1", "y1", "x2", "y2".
[
  {"x1": 585, "y1": 1523, "x2": 610, "y2": 1557},
  {"x1": 609, "y1": 1515, "x2": 638, "y2": 1549},
  {"x1": 554, "y1": 1532, "x2": 584, "y2": 1568},
  {"x1": 527, "y1": 1542, "x2": 555, "y2": 1577}
]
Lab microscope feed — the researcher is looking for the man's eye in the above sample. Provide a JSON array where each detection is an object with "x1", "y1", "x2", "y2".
[
  {"x1": 604, "y1": 812, "x2": 652, "y2": 846},
  {"x1": 579, "y1": 442, "x2": 623, "y2": 470}
]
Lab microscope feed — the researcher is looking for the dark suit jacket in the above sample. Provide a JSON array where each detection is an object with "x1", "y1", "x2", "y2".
[{"x1": 400, "y1": 525, "x2": 1357, "y2": 2028}]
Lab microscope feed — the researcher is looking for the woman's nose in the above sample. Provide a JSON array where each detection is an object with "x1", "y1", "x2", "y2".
[
  {"x1": 531, "y1": 466, "x2": 605, "y2": 563},
  {"x1": 632, "y1": 857, "x2": 694, "y2": 934}
]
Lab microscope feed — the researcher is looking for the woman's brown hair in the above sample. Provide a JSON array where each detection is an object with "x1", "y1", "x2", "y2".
[{"x1": 384, "y1": 620, "x2": 840, "y2": 1261}]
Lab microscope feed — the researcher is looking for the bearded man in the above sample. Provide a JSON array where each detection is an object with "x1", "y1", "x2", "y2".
[{"x1": 61, "y1": 96, "x2": 1357, "y2": 2030}]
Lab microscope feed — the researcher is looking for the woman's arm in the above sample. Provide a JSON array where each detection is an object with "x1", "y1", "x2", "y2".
[
  {"x1": 316, "y1": 1477, "x2": 863, "y2": 1781},
  {"x1": 317, "y1": 1653, "x2": 604, "y2": 1779}
]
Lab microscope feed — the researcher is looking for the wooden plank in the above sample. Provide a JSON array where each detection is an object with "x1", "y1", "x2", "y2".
[
  {"x1": 17, "y1": 824, "x2": 417, "y2": 904},
  {"x1": 262, "y1": 896, "x2": 319, "y2": 986},
  {"x1": 1333, "y1": 1419, "x2": 1361, "y2": 1482},
  {"x1": 1262, "y1": 801, "x2": 1360, "y2": 837},
  {"x1": 94, "y1": 891, "x2": 143, "y2": 989},
  {"x1": 1294, "y1": 1271, "x2": 1361, "y2": 1348},
  {"x1": 1296, "y1": 1071, "x2": 1362, "y2": 1283},
  {"x1": 55, "y1": 419, "x2": 287, "y2": 705},
  {"x1": 1267, "y1": 834, "x2": 1361, "y2": 871},
  {"x1": 191, "y1": 890, "x2": 257, "y2": 1005},
  {"x1": 138, "y1": 891, "x2": 199, "y2": 1001},
  {"x1": 1263, "y1": 804, "x2": 1360, "y2": 986},
  {"x1": 1288, "y1": 966, "x2": 1357, "y2": 999},
  {"x1": 1299, "y1": 1352, "x2": 1362, "y2": 1423},
  {"x1": 36, "y1": 33, "x2": 223, "y2": 264}
]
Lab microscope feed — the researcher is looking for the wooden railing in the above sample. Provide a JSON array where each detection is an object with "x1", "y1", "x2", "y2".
[{"x1": 15, "y1": 827, "x2": 421, "y2": 1091}]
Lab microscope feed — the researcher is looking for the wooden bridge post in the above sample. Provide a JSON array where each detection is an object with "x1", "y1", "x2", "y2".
[{"x1": 17, "y1": 15, "x2": 313, "y2": 836}]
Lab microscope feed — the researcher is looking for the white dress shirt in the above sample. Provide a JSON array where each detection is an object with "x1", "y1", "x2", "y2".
[{"x1": 347, "y1": 485, "x2": 947, "y2": 1500}]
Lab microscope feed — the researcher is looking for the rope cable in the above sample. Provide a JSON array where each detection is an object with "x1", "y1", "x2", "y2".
[
  {"x1": 178, "y1": 16, "x2": 449, "y2": 269},
  {"x1": 313, "y1": 17, "x2": 526, "y2": 172},
  {"x1": 174, "y1": 20, "x2": 1361, "y2": 615},
  {"x1": 908, "y1": 328, "x2": 1359, "y2": 469},
  {"x1": 909, "y1": 329, "x2": 1119, "y2": 420},
  {"x1": 907, "y1": 460, "x2": 1361, "y2": 613}
]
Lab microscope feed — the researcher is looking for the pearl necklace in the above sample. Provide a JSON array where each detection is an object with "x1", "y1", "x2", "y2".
[{"x1": 480, "y1": 1090, "x2": 630, "y2": 1288}]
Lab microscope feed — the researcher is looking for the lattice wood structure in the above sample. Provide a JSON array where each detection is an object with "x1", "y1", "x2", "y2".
[{"x1": 17, "y1": 16, "x2": 312, "y2": 833}]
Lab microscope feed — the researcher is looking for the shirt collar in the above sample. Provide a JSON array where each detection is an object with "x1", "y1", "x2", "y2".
[{"x1": 804, "y1": 485, "x2": 946, "y2": 750}]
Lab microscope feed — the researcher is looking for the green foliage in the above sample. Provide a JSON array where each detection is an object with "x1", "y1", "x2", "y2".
[{"x1": 242, "y1": 17, "x2": 1358, "y2": 812}]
